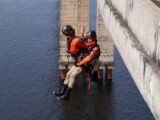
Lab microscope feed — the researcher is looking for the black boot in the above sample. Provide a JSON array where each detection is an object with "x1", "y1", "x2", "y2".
[
  {"x1": 53, "y1": 85, "x2": 67, "y2": 96},
  {"x1": 59, "y1": 88, "x2": 72, "y2": 100}
]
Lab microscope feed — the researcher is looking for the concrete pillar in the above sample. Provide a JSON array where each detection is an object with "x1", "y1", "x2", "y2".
[
  {"x1": 106, "y1": 66, "x2": 112, "y2": 80},
  {"x1": 97, "y1": 69, "x2": 103, "y2": 80},
  {"x1": 60, "y1": 69, "x2": 66, "y2": 80}
]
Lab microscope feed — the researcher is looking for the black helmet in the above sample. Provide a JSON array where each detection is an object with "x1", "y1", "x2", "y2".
[
  {"x1": 62, "y1": 25, "x2": 75, "y2": 36},
  {"x1": 86, "y1": 30, "x2": 97, "y2": 40}
]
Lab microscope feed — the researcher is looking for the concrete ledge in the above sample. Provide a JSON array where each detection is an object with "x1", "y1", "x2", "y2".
[
  {"x1": 108, "y1": 0, "x2": 160, "y2": 66},
  {"x1": 59, "y1": 57, "x2": 115, "y2": 69},
  {"x1": 97, "y1": 0, "x2": 160, "y2": 119}
]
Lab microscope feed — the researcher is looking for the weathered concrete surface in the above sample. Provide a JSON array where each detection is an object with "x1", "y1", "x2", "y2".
[
  {"x1": 110, "y1": 0, "x2": 160, "y2": 66},
  {"x1": 97, "y1": 0, "x2": 160, "y2": 119},
  {"x1": 96, "y1": 7, "x2": 114, "y2": 68}
]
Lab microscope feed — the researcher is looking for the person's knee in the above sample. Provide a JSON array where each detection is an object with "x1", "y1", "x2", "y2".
[
  {"x1": 64, "y1": 79, "x2": 69, "y2": 85},
  {"x1": 70, "y1": 69, "x2": 81, "y2": 78},
  {"x1": 66, "y1": 72, "x2": 71, "y2": 78},
  {"x1": 68, "y1": 77, "x2": 76, "y2": 88},
  {"x1": 66, "y1": 71, "x2": 69, "y2": 75},
  {"x1": 70, "y1": 74, "x2": 76, "y2": 79}
]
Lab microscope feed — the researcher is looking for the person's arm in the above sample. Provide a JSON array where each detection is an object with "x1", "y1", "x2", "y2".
[
  {"x1": 77, "y1": 53, "x2": 94, "y2": 67},
  {"x1": 77, "y1": 40, "x2": 95, "y2": 48},
  {"x1": 85, "y1": 42, "x2": 95, "y2": 47},
  {"x1": 77, "y1": 47, "x2": 100, "y2": 67}
]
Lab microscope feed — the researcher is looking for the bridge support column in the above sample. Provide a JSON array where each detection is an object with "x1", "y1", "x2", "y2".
[
  {"x1": 106, "y1": 66, "x2": 112, "y2": 81},
  {"x1": 60, "y1": 69, "x2": 66, "y2": 81},
  {"x1": 97, "y1": 69, "x2": 103, "y2": 80}
]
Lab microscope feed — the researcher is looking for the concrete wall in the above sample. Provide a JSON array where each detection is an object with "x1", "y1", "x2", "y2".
[
  {"x1": 110, "y1": 0, "x2": 160, "y2": 66},
  {"x1": 96, "y1": 7, "x2": 114, "y2": 67},
  {"x1": 97, "y1": 0, "x2": 160, "y2": 119}
]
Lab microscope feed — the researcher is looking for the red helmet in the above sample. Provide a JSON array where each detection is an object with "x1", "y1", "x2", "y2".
[{"x1": 62, "y1": 25, "x2": 75, "y2": 36}]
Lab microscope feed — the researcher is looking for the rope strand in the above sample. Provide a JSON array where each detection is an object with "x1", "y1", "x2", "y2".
[{"x1": 81, "y1": 0, "x2": 85, "y2": 38}]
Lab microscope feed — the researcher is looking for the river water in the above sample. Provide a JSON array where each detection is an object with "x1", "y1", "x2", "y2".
[{"x1": 0, "y1": 0, "x2": 155, "y2": 120}]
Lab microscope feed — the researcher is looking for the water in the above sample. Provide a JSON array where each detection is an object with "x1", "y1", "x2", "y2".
[{"x1": 0, "y1": 0, "x2": 154, "y2": 120}]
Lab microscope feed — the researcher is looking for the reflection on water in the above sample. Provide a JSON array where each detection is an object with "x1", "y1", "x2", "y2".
[{"x1": 0, "y1": 0, "x2": 154, "y2": 120}]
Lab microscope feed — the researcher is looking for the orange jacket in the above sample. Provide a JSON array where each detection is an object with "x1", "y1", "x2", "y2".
[
  {"x1": 76, "y1": 45, "x2": 100, "y2": 67},
  {"x1": 69, "y1": 37, "x2": 95, "y2": 55}
]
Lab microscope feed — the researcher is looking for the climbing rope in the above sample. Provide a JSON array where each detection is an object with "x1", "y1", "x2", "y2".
[
  {"x1": 81, "y1": 0, "x2": 92, "y2": 92},
  {"x1": 81, "y1": 0, "x2": 85, "y2": 39},
  {"x1": 87, "y1": 73, "x2": 91, "y2": 92}
]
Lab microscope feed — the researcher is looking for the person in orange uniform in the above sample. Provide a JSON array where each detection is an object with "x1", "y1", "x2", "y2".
[
  {"x1": 77, "y1": 30, "x2": 100, "y2": 70},
  {"x1": 77, "y1": 30, "x2": 101, "y2": 83},
  {"x1": 53, "y1": 30, "x2": 101, "y2": 100},
  {"x1": 53, "y1": 26, "x2": 96, "y2": 100},
  {"x1": 62, "y1": 25, "x2": 95, "y2": 62}
]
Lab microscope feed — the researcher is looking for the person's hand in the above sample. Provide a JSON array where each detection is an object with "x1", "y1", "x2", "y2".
[{"x1": 76, "y1": 63, "x2": 81, "y2": 67}]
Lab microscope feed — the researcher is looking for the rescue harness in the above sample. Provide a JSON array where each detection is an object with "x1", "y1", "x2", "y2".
[{"x1": 67, "y1": 36, "x2": 87, "y2": 64}]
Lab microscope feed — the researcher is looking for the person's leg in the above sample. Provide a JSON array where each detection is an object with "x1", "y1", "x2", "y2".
[
  {"x1": 68, "y1": 67, "x2": 83, "y2": 88},
  {"x1": 63, "y1": 65, "x2": 77, "y2": 85},
  {"x1": 53, "y1": 66, "x2": 77, "y2": 96},
  {"x1": 60, "y1": 67, "x2": 83, "y2": 100}
]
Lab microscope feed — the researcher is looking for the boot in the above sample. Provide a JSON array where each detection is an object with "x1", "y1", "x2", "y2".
[
  {"x1": 53, "y1": 85, "x2": 67, "y2": 96},
  {"x1": 59, "y1": 88, "x2": 72, "y2": 100}
]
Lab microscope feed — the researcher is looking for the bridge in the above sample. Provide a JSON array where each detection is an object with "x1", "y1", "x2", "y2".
[
  {"x1": 59, "y1": 0, "x2": 160, "y2": 119},
  {"x1": 97, "y1": 0, "x2": 160, "y2": 119}
]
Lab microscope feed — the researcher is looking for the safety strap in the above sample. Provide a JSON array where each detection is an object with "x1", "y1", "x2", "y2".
[
  {"x1": 88, "y1": 78, "x2": 91, "y2": 92},
  {"x1": 65, "y1": 51, "x2": 69, "y2": 72},
  {"x1": 87, "y1": 68, "x2": 93, "y2": 92}
]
